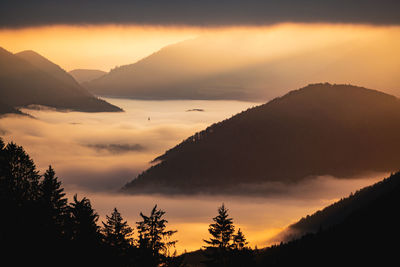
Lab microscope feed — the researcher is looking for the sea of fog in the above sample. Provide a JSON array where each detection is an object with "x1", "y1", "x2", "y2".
[{"x1": 0, "y1": 98, "x2": 384, "y2": 253}]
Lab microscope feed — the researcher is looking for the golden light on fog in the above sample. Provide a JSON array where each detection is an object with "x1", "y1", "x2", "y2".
[
  {"x1": 1, "y1": 23, "x2": 399, "y2": 73},
  {"x1": 0, "y1": 25, "x2": 201, "y2": 71},
  {"x1": 0, "y1": 98, "x2": 385, "y2": 252},
  {"x1": 1, "y1": 22, "x2": 398, "y2": 254}
]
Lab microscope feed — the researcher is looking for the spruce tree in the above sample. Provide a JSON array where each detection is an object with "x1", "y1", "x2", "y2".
[
  {"x1": 68, "y1": 194, "x2": 103, "y2": 265},
  {"x1": 1, "y1": 142, "x2": 40, "y2": 203},
  {"x1": 203, "y1": 204, "x2": 236, "y2": 267},
  {"x1": 39, "y1": 166, "x2": 68, "y2": 231},
  {"x1": 233, "y1": 228, "x2": 248, "y2": 250},
  {"x1": 136, "y1": 204, "x2": 177, "y2": 266},
  {"x1": 102, "y1": 208, "x2": 133, "y2": 249},
  {"x1": 68, "y1": 194, "x2": 100, "y2": 243},
  {"x1": 204, "y1": 204, "x2": 235, "y2": 249}
]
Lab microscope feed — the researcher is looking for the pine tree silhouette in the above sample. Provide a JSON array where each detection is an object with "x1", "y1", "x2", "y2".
[
  {"x1": 136, "y1": 204, "x2": 177, "y2": 266},
  {"x1": 203, "y1": 204, "x2": 236, "y2": 267},
  {"x1": 69, "y1": 194, "x2": 100, "y2": 242},
  {"x1": 102, "y1": 207, "x2": 134, "y2": 249},
  {"x1": 39, "y1": 166, "x2": 68, "y2": 232},
  {"x1": 233, "y1": 228, "x2": 248, "y2": 250},
  {"x1": 204, "y1": 204, "x2": 235, "y2": 249}
]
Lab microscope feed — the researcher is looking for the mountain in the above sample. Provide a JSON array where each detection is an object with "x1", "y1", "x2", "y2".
[
  {"x1": 69, "y1": 69, "x2": 107, "y2": 84},
  {"x1": 181, "y1": 172, "x2": 400, "y2": 266},
  {"x1": 257, "y1": 172, "x2": 400, "y2": 266},
  {"x1": 123, "y1": 83, "x2": 400, "y2": 195},
  {"x1": 273, "y1": 172, "x2": 400, "y2": 242},
  {"x1": 0, "y1": 47, "x2": 122, "y2": 113},
  {"x1": 85, "y1": 34, "x2": 400, "y2": 101}
]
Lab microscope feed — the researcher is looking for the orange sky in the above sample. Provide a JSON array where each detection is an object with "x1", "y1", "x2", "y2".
[
  {"x1": 1, "y1": 23, "x2": 399, "y2": 72},
  {"x1": 0, "y1": 25, "x2": 201, "y2": 71}
]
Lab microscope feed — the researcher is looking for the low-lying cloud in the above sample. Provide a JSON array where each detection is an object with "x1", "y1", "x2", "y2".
[
  {"x1": 0, "y1": 98, "x2": 257, "y2": 191},
  {"x1": 85, "y1": 143, "x2": 145, "y2": 154},
  {"x1": 1, "y1": 1, "x2": 400, "y2": 28},
  {"x1": 70, "y1": 174, "x2": 384, "y2": 253},
  {"x1": 0, "y1": 97, "x2": 388, "y2": 252}
]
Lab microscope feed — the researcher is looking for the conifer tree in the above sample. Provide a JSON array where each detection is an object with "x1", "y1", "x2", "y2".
[
  {"x1": 203, "y1": 204, "x2": 236, "y2": 267},
  {"x1": 69, "y1": 194, "x2": 100, "y2": 243},
  {"x1": 68, "y1": 194, "x2": 103, "y2": 265},
  {"x1": 0, "y1": 141, "x2": 41, "y2": 246},
  {"x1": 102, "y1": 207, "x2": 134, "y2": 249},
  {"x1": 1, "y1": 142, "x2": 40, "y2": 203},
  {"x1": 233, "y1": 228, "x2": 248, "y2": 250},
  {"x1": 204, "y1": 204, "x2": 235, "y2": 249},
  {"x1": 136, "y1": 204, "x2": 177, "y2": 266},
  {"x1": 39, "y1": 166, "x2": 68, "y2": 231}
]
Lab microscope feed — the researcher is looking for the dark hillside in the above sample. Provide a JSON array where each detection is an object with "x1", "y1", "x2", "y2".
[{"x1": 124, "y1": 83, "x2": 400, "y2": 194}]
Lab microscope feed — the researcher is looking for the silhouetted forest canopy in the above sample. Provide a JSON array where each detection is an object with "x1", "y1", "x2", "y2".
[
  {"x1": 124, "y1": 83, "x2": 400, "y2": 195},
  {"x1": 0, "y1": 138, "x2": 181, "y2": 266}
]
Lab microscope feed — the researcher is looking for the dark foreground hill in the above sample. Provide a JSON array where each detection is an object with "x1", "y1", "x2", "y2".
[
  {"x1": 273, "y1": 171, "x2": 400, "y2": 242},
  {"x1": 182, "y1": 172, "x2": 400, "y2": 266},
  {"x1": 0, "y1": 47, "x2": 122, "y2": 113},
  {"x1": 257, "y1": 172, "x2": 400, "y2": 266},
  {"x1": 123, "y1": 83, "x2": 400, "y2": 195}
]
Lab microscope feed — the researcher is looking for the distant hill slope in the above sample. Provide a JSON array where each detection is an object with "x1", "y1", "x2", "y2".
[
  {"x1": 123, "y1": 83, "x2": 400, "y2": 194},
  {"x1": 0, "y1": 47, "x2": 122, "y2": 113},
  {"x1": 69, "y1": 69, "x2": 107, "y2": 84},
  {"x1": 181, "y1": 172, "x2": 400, "y2": 266},
  {"x1": 274, "y1": 172, "x2": 400, "y2": 242},
  {"x1": 258, "y1": 172, "x2": 400, "y2": 266},
  {"x1": 86, "y1": 35, "x2": 400, "y2": 101}
]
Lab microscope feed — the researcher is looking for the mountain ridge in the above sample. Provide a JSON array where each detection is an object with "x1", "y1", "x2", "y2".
[
  {"x1": 69, "y1": 69, "x2": 107, "y2": 84},
  {"x1": 85, "y1": 34, "x2": 400, "y2": 101},
  {"x1": 0, "y1": 47, "x2": 122, "y2": 114},
  {"x1": 123, "y1": 83, "x2": 400, "y2": 195}
]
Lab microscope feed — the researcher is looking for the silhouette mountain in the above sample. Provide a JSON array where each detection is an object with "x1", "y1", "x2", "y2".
[
  {"x1": 258, "y1": 172, "x2": 400, "y2": 266},
  {"x1": 123, "y1": 83, "x2": 400, "y2": 194},
  {"x1": 69, "y1": 69, "x2": 107, "y2": 84},
  {"x1": 85, "y1": 36, "x2": 400, "y2": 101},
  {"x1": 0, "y1": 47, "x2": 122, "y2": 113},
  {"x1": 273, "y1": 172, "x2": 400, "y2": 243}
]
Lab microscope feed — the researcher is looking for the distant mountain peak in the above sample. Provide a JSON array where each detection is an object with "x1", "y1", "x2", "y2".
[{"x1": 0, "y1": 47, "x2": 122, "y2": 113}]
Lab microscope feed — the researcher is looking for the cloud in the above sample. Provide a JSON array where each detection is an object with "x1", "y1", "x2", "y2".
[
  {"x1": 85, "y1": 143, "x2": 145, "y2": 154},
  {"x1": 69, "y1": 174, "x2": 384, "y2": 252},
  {"x1": 1, "y1": 0, "x2": 400, "y2": 28},
  {"x1": 0, "y1": 98, "x2": 257, "y2": 192}
]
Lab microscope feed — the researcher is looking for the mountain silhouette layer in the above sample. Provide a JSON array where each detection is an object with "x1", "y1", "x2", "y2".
[
  {"x1": 69, "y1": 69, "x2": 107, "y2": 84},
  {"x1": 0, "y1": 47, "x2": 122, "y2": 113},
  {"x1": 258, "y1": 172, "x2": 400, "y2": 266},
  {"x1": 86, "y1": 35, "x2": 400, "y2": 101},
  {"x1": 273, "y1": 172, "x2": 400, "y2": 243},
  {"x1": 123, "y1": 83, "x2": 400, "y2": 194}
]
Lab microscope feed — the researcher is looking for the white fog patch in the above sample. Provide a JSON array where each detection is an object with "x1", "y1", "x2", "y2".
[{"x1": 0, "y1": 98, "x2": 260, "y2": 191}]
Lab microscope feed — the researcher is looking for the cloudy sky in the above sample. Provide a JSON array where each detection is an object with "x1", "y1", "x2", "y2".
[
  {"x1": 1, "y1": 1, "x2": 399, "y2": 72},
  {"x1": 1, "y1": 0, "x2": 400, "y2": 28}
]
